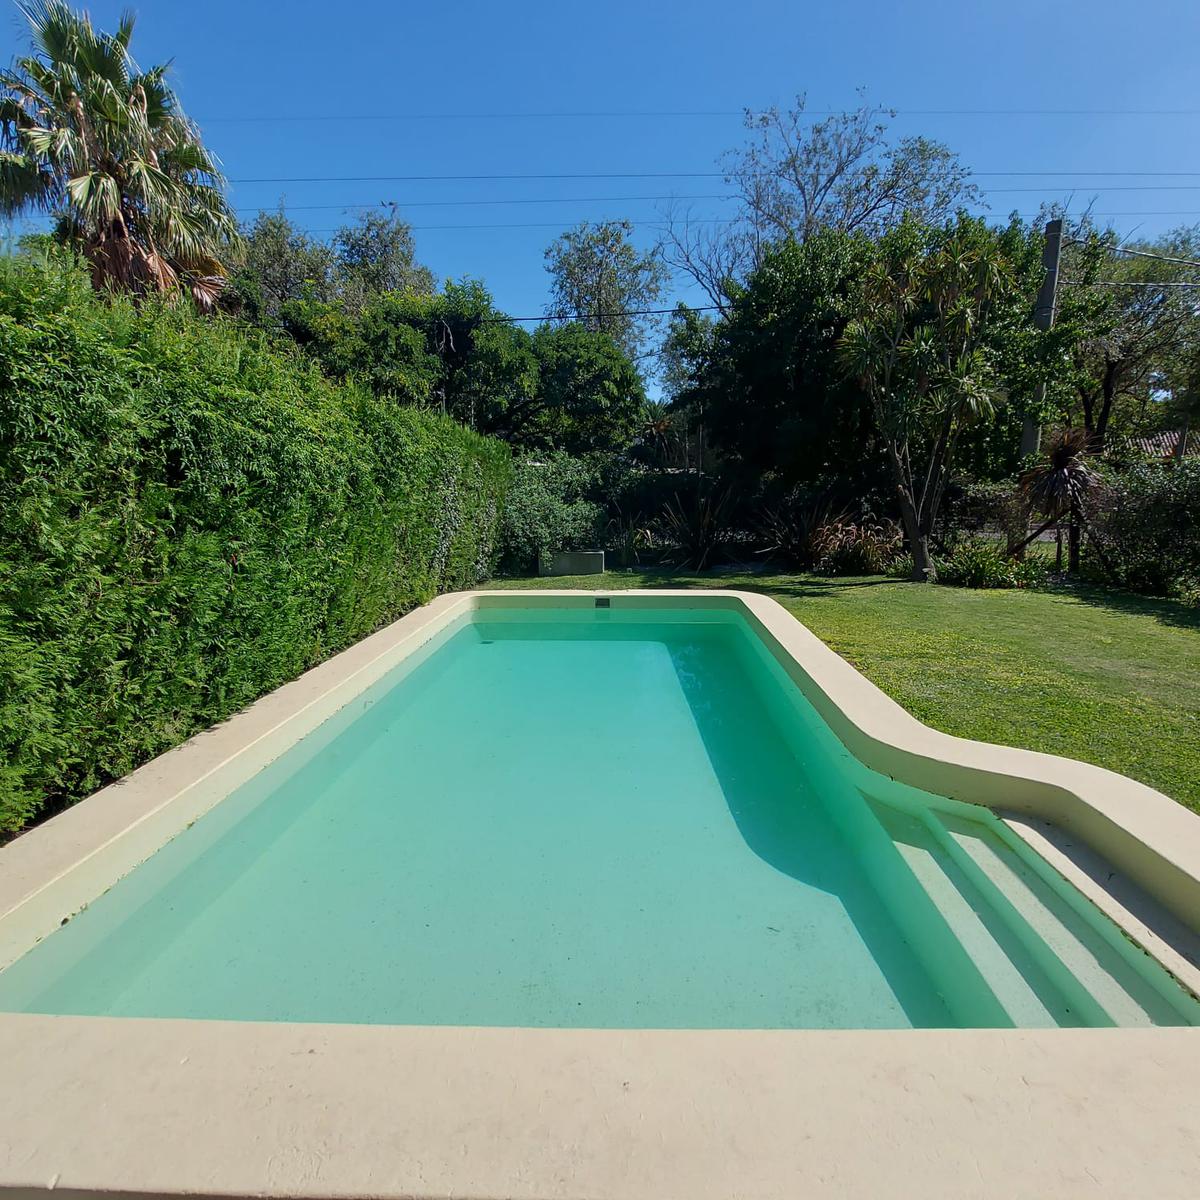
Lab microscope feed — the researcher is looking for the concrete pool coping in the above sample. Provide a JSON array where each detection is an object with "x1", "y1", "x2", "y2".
[{"x1": 1, "y1": 588, "x2": 1198, "y2": 1198}]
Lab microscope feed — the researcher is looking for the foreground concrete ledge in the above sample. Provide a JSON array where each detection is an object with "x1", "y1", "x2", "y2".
[{"x1": 1, "y1": 1015, "x2": 1198, "y2": 1200}]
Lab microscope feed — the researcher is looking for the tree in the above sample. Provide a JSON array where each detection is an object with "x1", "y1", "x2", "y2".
[
  {"x1": 333, "y1": 208, "x2": 434, "y2": 313},
  {"x1": 1163, "y1": 345, "x2": 1200, "y2": 460},
  {"x1": 0, "y1": 0, "x2": 239, "y2": 310},
  {"x1": 660, "y1": 95, "x2": 978, "y2": 309},
  {"x1": 657, "y1": 304, "x2": 717, "y2": 470},
  {"x1": 840, "y1": 217, "x2": 1030, "y2": 581},
  {"x1": 231, "y1": 210, "x2": 336, "y2": 320},
  {"x1": 1059, "y1": 225, "x2": 1200, "y2": 451},
  {"x1": 281, "y1": 293, "x2": 439, "y2": 405},
  {"x1": 529, "y1": 322, "x2": 646, "y2": 455},
  {"x1": 234, "y1": 208, "x2": 433, "y2": 322},
  {"x1": 697, "y1": 231, "x2": 876, "y2": 491},
  {"x1": 1019, "y1": 428, "x2": 1104, "y2": 573},
  {"x1": 544, "y1": 219, "x2": 668, "y2": 358}
]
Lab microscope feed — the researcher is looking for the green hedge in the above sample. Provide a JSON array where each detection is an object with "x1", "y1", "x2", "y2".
[{"x1": 0, "y1": 257, "x2": 511, "y2": 834}]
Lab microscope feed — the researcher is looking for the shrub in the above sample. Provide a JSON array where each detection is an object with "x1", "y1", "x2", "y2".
[
  {"x1": 937, "y1": 540, "x2": 1049, "y2": 589},
  {"x1": 756, "y1": 489, "x2": 842, "y2": 568},
  {"x1": 659, "y1": 487, "x2": 732, "y2": 570},
  {"x1": 811, "y1": 514, "x2": 902, "y2": 575},
  {"x1": 498, "y1": 452, "x2": 605, "y2": 574},
  {"x1": 1175, "y1": 576, "x2": 1200, "y2": 608},
  {"x1": 1089, "y1": 461, "x2": 1200, "y2": 598},
  {"x1": 0, "y1": 256, "x2": 510, "y2": 834}
]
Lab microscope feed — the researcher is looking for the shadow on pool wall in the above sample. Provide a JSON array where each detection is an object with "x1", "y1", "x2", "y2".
[
  {"x1": 665, "y1": 616, "x2": 1200, "y2": 1029},
  {"x1": 663, "y1": 629, "x2": 958, "y2": 1027}
]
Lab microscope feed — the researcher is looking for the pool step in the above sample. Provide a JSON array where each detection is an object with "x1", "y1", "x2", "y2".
[{"x1": 868, "y1": 796, "x2": 1197, "y2": 1028}]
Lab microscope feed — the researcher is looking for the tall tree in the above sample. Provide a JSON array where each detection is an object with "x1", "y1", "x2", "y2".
[
  {"x1": 660, "y1": 95, "x2": 978, "y2": 310},
  {"x1": 700, "y1": 231, "x2": 876, "y2": 490},
  {"x1": 840, "y1": 217, "x2": 1029, "y2": 580},
  {"x1": 544, "y1": 219, "x2": 667, "y2": 359},
  {"x1": 232, "y1": 210, "x2": 336, "y2": 320},
  {"x1": 1058, "y1": 224, "x2": 1200, "y2": 450},
  {"x1": 529, "y1": 321, "x2": 646, "y2": 454},
  {"x1": 333, "y1": 208, "x2": 434, "y2": 313},
  {"x1": 0, "y1": 0, "x2": 239, "y2": 310}
]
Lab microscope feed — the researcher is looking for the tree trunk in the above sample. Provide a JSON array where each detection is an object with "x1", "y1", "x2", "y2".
[
  {"x1": 1094, "y1": 357, "x2": 1119, "y2": 452},
  {"x1": 881, "y1": 438, "x2": 931, "y2": 581},
  {"x1": 1068, "y1": 510, "x2": 1081, "y2": 574},
  {"x1": 909, "y1": 533, "x2": 936, "y2": 582},
  {"x1": 1019, "y1": 415, "x2": 1041, "y2": 460}
]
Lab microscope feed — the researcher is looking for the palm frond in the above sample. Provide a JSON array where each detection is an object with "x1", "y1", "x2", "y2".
[{"x1": 2, "y1": 0, "x2": 241, "y2": 309}]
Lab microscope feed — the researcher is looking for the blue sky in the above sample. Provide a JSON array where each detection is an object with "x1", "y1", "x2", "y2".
[{"x1": 5, "y1": 0, "x2": 1200, "y2": 318}]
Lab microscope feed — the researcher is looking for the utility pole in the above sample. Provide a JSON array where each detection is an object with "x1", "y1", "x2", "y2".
[{"x1": 1019, "y1": 218, "x2": 1064, "y2": 459}]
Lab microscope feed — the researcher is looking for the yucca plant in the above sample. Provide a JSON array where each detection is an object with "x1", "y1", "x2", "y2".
[
  {"x1": 756, "y1": 491, "x2": 841, "y2": 568},
  {"x1": 1018, "y1": 427, "x2": 1111, "y2": 575},
  {"x1": 659, "y1": 487, "x2": 731, "y2": 571},
  {"x1": 0, "y1": 1, "x2": 240, "y2": 310},
  {"x1": 606, "y1": 506, "x2": 656, "y2": 567}
]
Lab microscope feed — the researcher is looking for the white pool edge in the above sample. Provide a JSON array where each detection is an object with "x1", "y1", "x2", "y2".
[{"x1": 1, "y1": 587, "x2": 1198, "y2": 1200}]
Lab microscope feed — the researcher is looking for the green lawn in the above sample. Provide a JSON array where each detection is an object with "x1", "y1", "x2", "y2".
[{"x1": 488, "y1": 568, "x2": 1200, "y2": 813}]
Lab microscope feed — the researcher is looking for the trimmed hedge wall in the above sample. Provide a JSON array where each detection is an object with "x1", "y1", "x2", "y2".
[{"x1": 0, "y1": 258, "x2": 511, "y2": 834}]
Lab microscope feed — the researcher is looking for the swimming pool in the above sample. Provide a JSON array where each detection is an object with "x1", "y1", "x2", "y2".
[{"x1": 1, "y1": 599, "x2": 1196, "y2": 1029}]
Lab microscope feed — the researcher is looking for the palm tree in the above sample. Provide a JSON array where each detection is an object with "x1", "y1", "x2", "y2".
[
  {"x1": 0, "y1": 1, "x2": 240, "y2": 310},
  {"x1": 1018, "y1": 427, "x2": 1109, "y2": 574}
]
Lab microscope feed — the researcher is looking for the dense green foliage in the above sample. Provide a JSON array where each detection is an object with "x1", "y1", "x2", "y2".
[
  {"x1": 1094, "y1": 460, "x2": 1200, "y2": 599},
  {"x1": 231, "y1": 209, "x2": 436, "y2": 323},
  {"x1": 698, "y1": 232, "x2": 876, "y2": 492},
  {"x1": 281, "y1": 281, "x2": 645, "y2": 455},
  {"x1": 0, "y1": 256, "x2": 510, "y2": 832},
  {"x1": 935, "y1": 541, "x2": 1049, "y2": 590},
  {"x1": 499, "y1": 453, "x2": 605, "y2": 575}
]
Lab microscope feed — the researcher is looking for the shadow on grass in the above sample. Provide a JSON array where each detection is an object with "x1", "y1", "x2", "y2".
[
  {"x1": 656, "y1": 566, "x2": 1200, "y2": 630},
  {"x1": 1050, "y1": 581, "x2": 1200, "y2": 633},
  {"x1": 613, "y1": 564, "x2": 902, "y2": 601}
]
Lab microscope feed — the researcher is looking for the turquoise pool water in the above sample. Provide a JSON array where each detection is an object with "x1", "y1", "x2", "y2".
[{"x1": 1, "y1": 605, "x2": 1197, "y2": 1028}]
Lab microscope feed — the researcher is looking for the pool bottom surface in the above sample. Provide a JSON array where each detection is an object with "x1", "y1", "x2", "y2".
[{"x1": 1, "y1": 609, "x2": 1197, "y2": 1029}]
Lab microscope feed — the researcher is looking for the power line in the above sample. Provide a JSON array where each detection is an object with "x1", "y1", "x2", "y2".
[
  {"x1": 233, "y1": 193, "x2": 733, "y2": 212},
  {"x1": 484, "y1": 305, "x2": 723, "y2": 324},
  {"x1": 268, "y1": 214, "x2": 1200, "y2": 237},
  {"x1": 989, "y1": 185, "x2": 1200, "y2": 193},
  {"x1": 300, "y1": 218, "x2": 736, "y2": 234},
  {"x1": 1066, "y1": 240, "x2": 1200, "y2": 269},
  {"x1": 236, "y1": 204, "x2": 1200, "y2": 225},
  {"x1": 973, "y1": 171, "x2": 1200, "y2": 177},
  {"x1": 229, "y1": 172, "x2": 736, "y2": 184},
  {"x1": 229, "y1": 171, "x2": 1200, "y2": 185},
  {"x1": 199, "y1": 107, "x2": 1200, "y2": 124},
  {"x1": 1061, "y1": 280, "x2": 1200, "y2": 288}
]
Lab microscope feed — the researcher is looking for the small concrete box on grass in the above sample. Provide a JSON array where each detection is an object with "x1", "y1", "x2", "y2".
[{"x1": 539, "y1": 549, "x2": 605, "y2": 576}]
